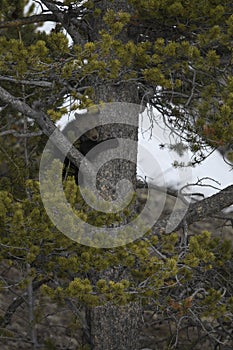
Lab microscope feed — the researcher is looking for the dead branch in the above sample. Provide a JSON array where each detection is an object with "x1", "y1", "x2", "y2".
[
  {"x1": 0, "y1": 84, "x2": 90, "y2": 171},
  {"x1": 40, "y1": 0, "x2": 85, "y2": 45},
  {"x1": 0, "y1": 278, "x2": 50, "y2": 328},
  {"x1": 0, "y1": 75, "x2": 53, "y2": 88},
  {"x1": 0, "y1": 14, "x2": 56, "y2": 29},
  {"x1": 0, "y1": 129, "x2": 43, "y2": 138}
]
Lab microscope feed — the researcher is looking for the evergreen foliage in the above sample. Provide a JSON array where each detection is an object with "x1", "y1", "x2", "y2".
[{"x1": 0, "y1": 1, "x2": 232, "y2": 349}]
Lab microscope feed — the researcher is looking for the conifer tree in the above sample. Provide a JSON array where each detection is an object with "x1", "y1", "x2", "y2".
[{"x1": 0, "y1": 1, "x2": 233, "y2": 349}]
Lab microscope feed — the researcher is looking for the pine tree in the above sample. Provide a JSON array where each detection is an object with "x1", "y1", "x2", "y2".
[{"x1": 0, "y1": 1, "x2": 233, "y2": 349}]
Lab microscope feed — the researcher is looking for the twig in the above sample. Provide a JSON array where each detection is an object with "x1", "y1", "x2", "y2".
[
  {"x1": 0, "y1": 75, "x2": 53, "y2": 88},
  {"x1": 0, "y1": 130, "x2": 42, "y2": 137},
  {"x1": 0, "y1": 14, "x2": 56, "y2": 28}
]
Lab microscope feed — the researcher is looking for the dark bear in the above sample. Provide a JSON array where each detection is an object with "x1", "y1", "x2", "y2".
[{"x1": 62, "y1": 110, "x2": 118, "y2": 185}]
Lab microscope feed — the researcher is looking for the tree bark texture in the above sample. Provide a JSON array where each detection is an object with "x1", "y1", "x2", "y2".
[
  {"x1": 85, "y1": 2, "x2": 143, "y2": 348},
  {"x1": 87, "y1": 68, "x2": 142, "y2": 350},
  {"x1": 87, "y1": 302, "x2": 142, "y2": 350}
]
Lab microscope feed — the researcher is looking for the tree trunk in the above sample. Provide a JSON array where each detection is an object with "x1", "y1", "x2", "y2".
[
  {"x1": 85, "y1": 97, "x2": 141, "y2": 349},
  {"x1": 83, "y1": 1, "x2": 144, "y2": 348},
  {"x1": 87, "y1": 302, "x2": 142, "y2": 350},
  {"x1": 85, "y1": 87, "x2": 142, "y2": 350}
]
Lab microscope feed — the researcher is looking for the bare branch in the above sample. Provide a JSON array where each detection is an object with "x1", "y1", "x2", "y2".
[
  {"x1": 0, "y1": 14, "x2": 56, "y2": 29},
  {"x1": 40, "y1": 0, "x2": 85, "y2": 45},
  {"x1": 0, "y1": 278, "x2": 50, "y2": 328},
  {"x1": 180, "y1": 177, "x2": 222, "y2": 194},
  {"x1": 0, "y1": 75, "x2": 53, "y2": 88},
  {"x1": 183, "y1": 184, "x2": 233, "y2": 226},
  {"x1": 0, "y1": 129, "x2": 43, "y2": 138},
  {"x1": 136, "y1": 180, "x2": 190, "y2": 205},
  {"x1": 152, "y1": 184, "x2": 233, "y2": 235},
  {"x1": 0, "y1": 84, "x2": 86, "y2": 169}
]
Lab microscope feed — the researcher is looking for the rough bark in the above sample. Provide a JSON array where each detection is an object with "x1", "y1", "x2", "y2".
[
  {"x1": 79, "y1": 2, "x2": 144, "y2": 347},
  {"x1": 85, "y1": 94, "x2": 142, "y2": 350},
  {"x1": 85, "y1": 73, "x2": 142, "y2": 350},
  {"x1": 87, "y1": 302, "x2": 142, "y2": 350},
  {"x1": 152, "y1": 184, "x2": 233, "y2": 236}
]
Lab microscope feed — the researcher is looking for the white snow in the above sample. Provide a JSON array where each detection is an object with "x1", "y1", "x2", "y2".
[{"x1": 138, "y1": 111, "x2": 232, "y2": 200}]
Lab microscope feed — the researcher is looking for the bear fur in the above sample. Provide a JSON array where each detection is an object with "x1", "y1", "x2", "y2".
[{"x1": 62, "y1": 111, "x2": 118, "y2": 185}]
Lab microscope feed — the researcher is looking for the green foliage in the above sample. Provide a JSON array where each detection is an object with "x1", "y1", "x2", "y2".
[
  {"x1": 1, "y1": 179, "x2": 232, "y2": 309},
  {"x1": 0, "y1": 0, "x2": 231, "y2": 151},
  {"x1": 0, "y1": 1, "x2": 233, "y2": 347},
  {"x1": 103, "y1": 9, "x2": 131, "y2": 35},
  {"x1": 0, "y1": 173, "x2": 233, "y2": 347},
  {"x1": 0, "y1": 37, "x2": 49, "y2": 76}
]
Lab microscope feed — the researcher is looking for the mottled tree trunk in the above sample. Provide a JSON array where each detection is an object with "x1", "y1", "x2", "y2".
[
  {"x1": 85, "y1": 89, "x2": 142, "y2": 349},
  {"x1": 85, "y1": 97, "x2": 141, "y2": 349},
  {"x1": 87, "y1": 302, "x2": 142, "y2": 350},
  {"x1": 84, "y1": 2, "x2": 143, "y2": 348}
]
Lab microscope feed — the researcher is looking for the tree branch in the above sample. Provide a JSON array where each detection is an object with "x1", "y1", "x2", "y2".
[
  {"x1": 0, "y1": 130, "x2": 43, "y2": 137},
  {"x1": 40, "y1": 0, "x2": 85, "y2": 45},
  {"x1": 0, "y1": 84, "x2": 85, "y2": 169},
  {"x1": 0, "y1": 87, "x2": 232, "y2": 236},
  {"x1": 154, "y1": 185, "x2": 233, "y2": 234},
  {"x1": 0, "y1": 14, "x2": 57, "y2": 28},
  {"x1": 0, "y1": 278, "x2": 50, "y2": 328},
  {"x1": 184, "y1": 185, "x2": 233, "y2": 225},
  {"x1": 0, "y1": 75, "x2": 53, "y2": 88}
]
